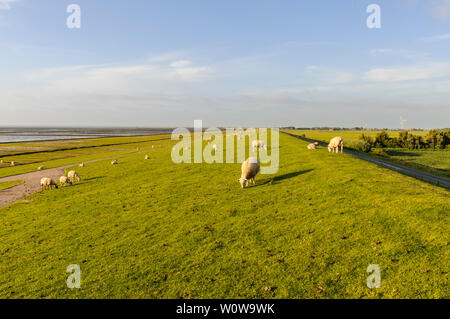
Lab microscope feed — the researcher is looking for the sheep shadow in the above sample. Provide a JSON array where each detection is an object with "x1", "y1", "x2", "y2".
[
  {"x1": 385, "y1": 150, "x2": 421, "y2": 157},
  {"x1": 84, "y1": 176, "x2": 106, "y2": 182},
  {"x1": 253, "y1": 169, "x2": 314, "y2": 187}
]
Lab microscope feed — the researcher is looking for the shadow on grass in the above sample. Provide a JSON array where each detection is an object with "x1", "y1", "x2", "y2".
[
  {"x1": 253, "y1": 169, "x2": 314, "y2": 187},
  {"x1": 386, "y1": 150, "x2": 422, "y2": 157}
]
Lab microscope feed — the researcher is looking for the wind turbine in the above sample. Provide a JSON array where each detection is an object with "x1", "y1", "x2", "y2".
[{"x1": 400, "y1": 116, "x2": 407, "y2": 130}]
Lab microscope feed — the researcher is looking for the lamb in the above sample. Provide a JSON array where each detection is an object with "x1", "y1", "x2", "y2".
[
  {"x1": 252, "y1": 140, "x2": 265, "y2": 150},
  {"x1": 59, "y1": 176, "x2": 72, "y2": 187},
  {"x1": 111, "y1": 160, "x2": 118, "y2": 165},
  {"x1": 40, "y1": 177, "x2": 58, "y2": 190},
  {"x1": 238, "y1": 157, "x2": 260, "y2": 188},
  {"x1": 328, "y1": 136, "x2": 344, "y2": 153},
  {"x1": 68, "y1": 170, "x2": 81, "y2": 182},
  {"x1": 307, "y1": 143, "x2": 316, "y2": 150}
]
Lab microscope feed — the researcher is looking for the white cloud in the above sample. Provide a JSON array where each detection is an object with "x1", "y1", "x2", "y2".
[
  {"x1": 364, "y1": 61, "x2": 450, "y2": 82},
  {"x1": 170, "y1": 60, "x2": 192, "y2": 68},
  {"x1": 0, "y1": 0, "x2": 18, "y2": 10},
  {"x1": 432, "y1": 0, "x2": 450, "y2": 19},
  {"x1": 419, "y1": 33, "x2": 450, "y2": 42}
]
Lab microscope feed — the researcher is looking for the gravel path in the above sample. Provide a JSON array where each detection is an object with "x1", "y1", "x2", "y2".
[
  {"x1": 283, "y1": 131, "x2": 450, "y2": 190},
  {"x1": 0, "y1": 146, "x2": 166, "y2": 209}
]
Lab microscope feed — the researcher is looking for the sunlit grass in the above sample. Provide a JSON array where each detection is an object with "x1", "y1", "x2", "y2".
[{"x1": 0, "y1": 133, "x2": 448, "y2": 299}]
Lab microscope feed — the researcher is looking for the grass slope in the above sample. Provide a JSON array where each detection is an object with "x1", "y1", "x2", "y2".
[
  {"x1": 286, "y1": 130, "x2": 450, "y2": 179},
  {"x1": 0, "y1": 180, "x2": 24, "y2": 191},
  {"x1": 0, "y1": 133, "x2": 448, "y2": 299}
]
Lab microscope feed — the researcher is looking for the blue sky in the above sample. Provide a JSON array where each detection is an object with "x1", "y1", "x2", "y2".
[{"x1": 1, "y1": 0, "x2": 449, "y2": 128}]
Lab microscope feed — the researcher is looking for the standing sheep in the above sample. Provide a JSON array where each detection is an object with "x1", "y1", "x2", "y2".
[
  {"x1": 111, "y1": 160, "x2": 118, "y2": 165},
  {"x1": 145, "y1": 155, "x2": 150, "y2": 160},
  {"x1": 10, "y1": 161, "x2": 15, "y2": 167},
  {"x1": 252, "y1": 140, "x2": 265, "y2": 151},
  {"x1": 68, "y1": 170, "x2": 81, "y2": 182},
  {"x1": 40, "y1": 177, "x2": 58, "y2": 190},
  {"x1": 59, "y1": 176, "x2": 72, "y2": 187},
  {"x1": 37, "y1": 166, "x2": 44, "y2": 171},
  {"x1": 79, "y1": 163, "x2": 85, "y2": 167},
  {"x1": 212, "y1": 144, "x2": 218, "y2": 152},
  {"x1": 314, "y1": 142, "x2": 320, "y2": 146},
  {"x1": 307, "y1": 143, "x2": 316, "y2": 150},
  {"x1": 238, "y1": 157, "x2": 260, "y2": 188},
  {"x1": 328, "y1": 136, "x2": 344, "y2": 153}
]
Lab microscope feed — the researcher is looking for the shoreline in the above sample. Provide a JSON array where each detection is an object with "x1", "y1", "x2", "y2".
[{"x1": 0, "y1": 132, "x2": 174, "y2": 145}]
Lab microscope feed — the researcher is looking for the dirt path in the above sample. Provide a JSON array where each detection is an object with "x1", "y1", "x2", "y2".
[
  {"x1": 0, "y1": 146, "x2": 167, "y2": 209},
  {"x1": 283, "y1": 131, "x2": 450, "y2": 190}
]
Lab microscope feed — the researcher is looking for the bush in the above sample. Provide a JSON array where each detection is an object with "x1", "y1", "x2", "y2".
[
  {"x1": 371, "y1": 149, "x2": 390, "y2": 157},
  {"x1": 346, "y1": 139, "x2": 372, "y2": 153}
]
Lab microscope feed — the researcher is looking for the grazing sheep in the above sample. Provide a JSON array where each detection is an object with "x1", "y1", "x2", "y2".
[
  {"x1": 0, "y1": 160, "x2": 3, "y2": 164},
  {"x1": 40, "y1": 177, "x2": 58, "y2": 190},
  {"x1": 37, "y1": 166, "x2": 44, "y2": 171},
  {"x1": 145, "y1": 155, "x2": 150, "y2": 160},
  {"x1": 68, "y1": 170, "x2": 81, "y2": 182},
  {"x1": 328, "y1": 136, "x2": 344, "y2": 153},
  {"x1": 314, "y1": 142, "x2": 320, "y2": 146},
  {"x1": 111, "y1": 160, "x2": 118, "y2": 165},
  {"x1": 59, "y1": 176, "x2": 72, "y2": 187},
  {"x1": 79, "y1": 163, "x2": 85, "y2": 167},
  {"x1": 307, "y1": 143, "x2": 316, "y2": 150},
  {"x1": 152, "y1": 145, "x2": 154, "y2": 149},
  {"x1": 252, "y1": 140, "x2": 265, "y2": 151},
  {"x1": 10, "y1": 161, "x2": 15, "y2": 167},
  {"x1": 238, "y1": 157, "x2": 260, "y2": 188}
]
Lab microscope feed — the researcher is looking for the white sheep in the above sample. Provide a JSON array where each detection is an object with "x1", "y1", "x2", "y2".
[
  {"x1": 68, "y1": 170, "x2": 81, "y2": 182},
  {"x1": 152, "y1": 145, "x2": 154, "y2": 149},
  {"x1": 59, "y1": 176, "x2": 72, "y2": 187},
  {"x1": 37, "y1": 166, "x2": 44, "y2": 171},
  {"x1": 238, "y1": 157, "x2": 260, "y2": 188},
  {"x1": 307, "y1": 143, "x2": 316, "y2": 150},
  {"x1": 252, "y1": 140, "x2": 265, "y2": 151},
  {"x1": 328, "y1": 136, "x2": 344, "y2": 153},
  {"x1": 40, "y1": 177, "x2": 58, "y2": 190},
  {"x1": 145, "y1": 155, "x2": 150, "y2": 160},
  {"x1": 111, "y1": 160, "x2": 118, "y2": 165},
  {"x1": 314, "y1": 142, "x2": 320, "y2": 146},
  {"x1": 10, "y1": 161, "x2": 15, "y2": 167},
  {"x1": 79, "y1": 163, "x2": 85, "y2": 167},
  {"x1": 212, "y1": 144, "x2": 218, "y2": 152},
  {"x1": 0, "y1": 160, "x2": 3, "y2": 164}
]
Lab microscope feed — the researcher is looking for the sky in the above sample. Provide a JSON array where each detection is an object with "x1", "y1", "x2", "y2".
[{"x1": 0, "y1": 0, "x2": 449, "y2": 128}]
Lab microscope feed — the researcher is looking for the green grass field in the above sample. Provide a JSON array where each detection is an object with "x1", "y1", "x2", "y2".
[
  {"x1": 0, "y1": 133, "x2": 448, "y2": 299},
  {"x1": 0, "y1": 180, "x2": 23, "y2": 191},
  {"x1": 286, "y1": 130, "x2": 450, "y2": 178},
  {"x1": 0, "y1": 135, "x2": 172, "y2": 178}
]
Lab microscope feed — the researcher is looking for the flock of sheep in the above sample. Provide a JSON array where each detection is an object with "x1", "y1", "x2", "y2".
[
  {"x1": 40, "y1": 169, "x2": 81, "y2": 190},
  {"x1": 36, "y1": 135, "x2": 345, "y2": 192},
  {"x1": 239, "y1": 136, "x2": 344, "y2": 189}
]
